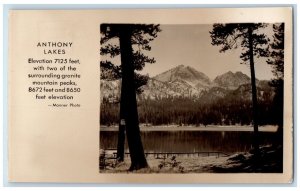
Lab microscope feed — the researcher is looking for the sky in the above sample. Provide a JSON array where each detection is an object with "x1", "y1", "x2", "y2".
[{"x1": 138, "y1": 24, "x2": 275, "y2": 80}]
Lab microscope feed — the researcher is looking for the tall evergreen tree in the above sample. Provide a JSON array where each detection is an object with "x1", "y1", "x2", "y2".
[
  {"x1": 210, "y1": 23, "x2": 269, "y2": 156},
  {"x1": 267, "y1": 23, "x2": 284, "y2": 141},
  {"x1": 100, "y1": 24, "x2": 161, "y2": 170}
]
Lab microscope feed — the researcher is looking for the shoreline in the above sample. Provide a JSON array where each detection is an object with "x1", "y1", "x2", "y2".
[
  {"x1": 99, "y1": 144, "x2": 283, "y2": 173},
  {"x1": 100, "y1": 155, "x2": 229, "y2": 173},
  {"x1": 100, "y1": 125, "x2": 278, "y2": 132}
]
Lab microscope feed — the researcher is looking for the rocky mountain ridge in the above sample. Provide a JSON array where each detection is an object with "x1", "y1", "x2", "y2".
[{"x1": 101, "y1": 65, "x2": 271, "y2": 101}]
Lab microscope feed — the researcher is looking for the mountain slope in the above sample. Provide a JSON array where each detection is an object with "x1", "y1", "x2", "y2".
[
  {"x1": 213, "y1": 71, "x2": 251, "y2": 89},
  {"x1": 154, "y1": 65, "x2": 211, "y2": 90}
]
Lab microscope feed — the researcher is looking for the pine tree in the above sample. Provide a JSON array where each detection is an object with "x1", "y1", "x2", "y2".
[
  {"x1": 210, "y1": 23, "x2": 269, "y2": 156},
  {"x1": 267, "y1": 23, "x2": 284, "y2": 144},
  {"x1": 100, "y1": 24, "x2": 161, "y2": 170}
]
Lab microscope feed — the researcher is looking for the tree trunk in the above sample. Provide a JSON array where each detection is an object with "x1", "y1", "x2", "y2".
[
  {"x1": 117, "y1": 65, "x2": 126, "y2": 162},
  {"x1": 248, "y1": 26, "x2": 260, "y2": 156},
  {"x1": 119, "y1": 25, "x2": 148, "y2": 171},
  {"x1": 116, "y1": 99, "x2": 125, "y2": 161}
]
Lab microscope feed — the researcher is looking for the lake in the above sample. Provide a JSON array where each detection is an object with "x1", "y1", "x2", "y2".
[{"x1": 100, "y1": 126, "x2": 279, "y2": 154}]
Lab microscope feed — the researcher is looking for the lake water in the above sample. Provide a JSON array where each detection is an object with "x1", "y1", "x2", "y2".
[{"x1": 100, "y1": 128, "x2": 278, "y2": 154}]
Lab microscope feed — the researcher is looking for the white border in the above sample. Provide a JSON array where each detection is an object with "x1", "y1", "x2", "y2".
[{"x1": 1, "y1": 1, "x2": 298, "y2": 191}]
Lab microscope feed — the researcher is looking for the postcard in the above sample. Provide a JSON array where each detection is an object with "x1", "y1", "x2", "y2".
[{"x1": 8, "y1": 7, "x2": 293, "y2": 183}]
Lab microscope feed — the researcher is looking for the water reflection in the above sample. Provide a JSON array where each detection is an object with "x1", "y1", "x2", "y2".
[{"x1": 100, "y1": 130, "x2": 276, "y2": 153}]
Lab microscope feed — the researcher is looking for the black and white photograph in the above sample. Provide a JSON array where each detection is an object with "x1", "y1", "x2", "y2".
[
  {"x1": 5, "y1": 5, "x2": 294, "y2": 185},
  {"x1": 99, "y1": 23, "x2": 284, "y2": 173}
]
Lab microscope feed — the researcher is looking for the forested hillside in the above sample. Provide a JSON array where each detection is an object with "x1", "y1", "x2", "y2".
[{"x1": 100, "y1": 66, "x2": 276, "y2": 126}]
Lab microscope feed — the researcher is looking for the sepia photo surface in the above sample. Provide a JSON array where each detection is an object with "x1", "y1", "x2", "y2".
[
  {"x1": 99, "y1": 23, "x2": 285, "y2": 173},
  {"x1": 8, "y1": 8, "x2": 293, "y2": 183}
]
